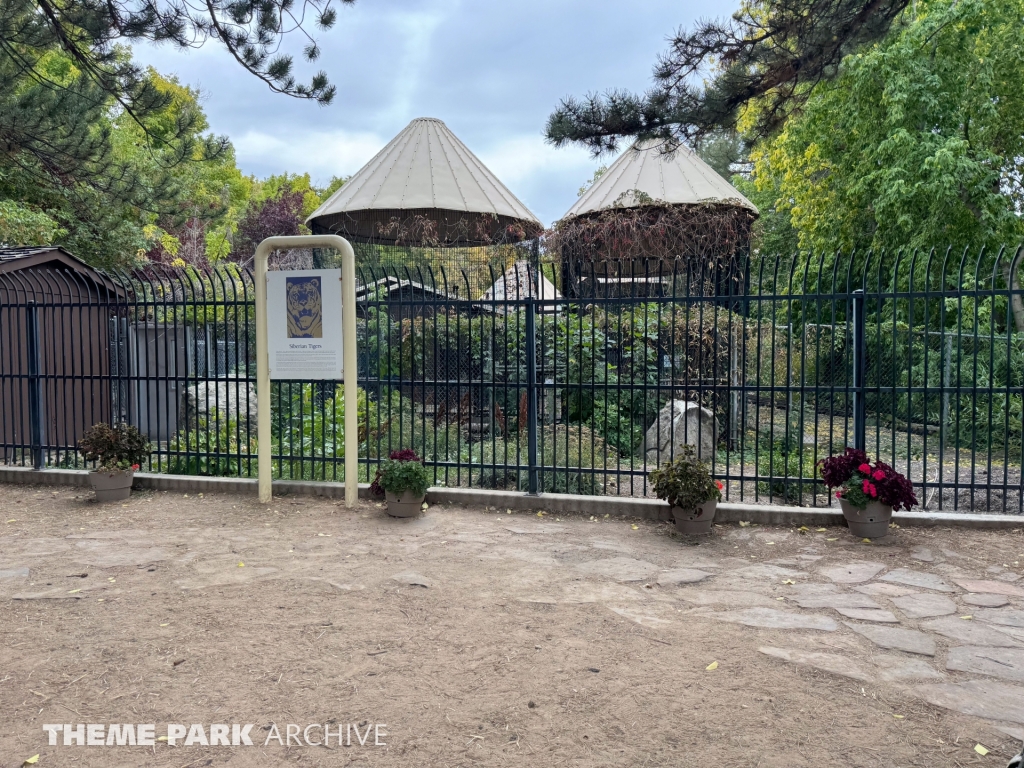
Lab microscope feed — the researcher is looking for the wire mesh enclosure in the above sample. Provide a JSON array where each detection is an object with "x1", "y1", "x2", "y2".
[{"x1": 2, "y1": 246, "x2": 1023, "y2": 514}]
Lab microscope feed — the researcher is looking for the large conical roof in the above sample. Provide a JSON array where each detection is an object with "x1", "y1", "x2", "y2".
[
  {"x1": 307, "y1": 117, "x2": 542, "y2": 245},
  {"x1": 563, "y1": 140, "x2": 758, "y2": 219}
]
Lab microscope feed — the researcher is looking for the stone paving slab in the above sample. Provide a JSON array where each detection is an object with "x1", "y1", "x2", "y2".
[
  {"x1": 946, "y1": 646, "x2": 1024, "y2": 682},
  {"x1": 711, "y1": 607, "x2": 838, "y2": 631},
  {"x1": 921, "y1": 616, "x2": 1023, "y2": 647},
  {"x1": 891, "y1": 593, "x2": 957, "y2": 618},
  {"x1": 0, "y1": 567, "x2": 29, "y2": 580},
  {"x1": 974, "y1": 608, "x2": 1024, "y2": 628},
  {"x1": 911, "y1": 680, "x2": 1024, "y2": 725},
  {"x1": 818, "y1": 562, "x2": 886, "y2": 584},
  {"x1": 791, "y1": 593, "x2": 881, "y2": 610},
  {"x1": 879, "y1": 568, "x2": 955, "y2": 592},
  {"x1": 575, "y1": 557, "x2": 661, "y2": 582},
  {"x1": 854, "y1": 582, "x2": 919, "y2": 597},
  {"x1": 954, "y1": 579, "x2": 1024, "y2": 597},
  {"x1": 835, "y1": 607, "x2": 900, "y2": 622},
  {"x1": 656, "y1": 569, "x2": 713, "y2": 586},
  {"x1": 843, "y1": 622, "x2": 936, "y2": 656},
  {"x1": 964, "y1": 593, "x2": 1011, "y2": 608},
  {"x1": 873, "y1": 656, "x2": 944, "y2": 682},
  {"x1": 759, "y1": 646, "x2": 872, "y2": 682}
]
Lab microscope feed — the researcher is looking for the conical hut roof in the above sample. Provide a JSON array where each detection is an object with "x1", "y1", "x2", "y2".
[
  {"x1": 478, "y1": 260, "x2": 562, "y2": 313},
  {"x1": 563, "y1": 140, "x2": 758, "y2": 219},
  {"x1": 307, "y1": 117, "x2": 542, "y2": 245}
]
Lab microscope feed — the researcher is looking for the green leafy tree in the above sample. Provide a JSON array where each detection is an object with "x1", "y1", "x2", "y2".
[{"x1": 742, "y1": 0, "x2": 1024, "y2": 257}]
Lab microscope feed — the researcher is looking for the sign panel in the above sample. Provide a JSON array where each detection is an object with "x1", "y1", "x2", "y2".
[{"x1": 267, "y1": 269, "x2": 343, "y2": 380}]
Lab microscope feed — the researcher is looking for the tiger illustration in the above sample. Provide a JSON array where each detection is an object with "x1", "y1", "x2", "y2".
[{"x1": 285, "y1": 277, "x2": 323, "y2": 338}]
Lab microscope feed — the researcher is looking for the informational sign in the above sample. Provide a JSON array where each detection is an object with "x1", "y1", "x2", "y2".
[{"x1": 266, "y1": 269, "x2": 343, "y2": 380}]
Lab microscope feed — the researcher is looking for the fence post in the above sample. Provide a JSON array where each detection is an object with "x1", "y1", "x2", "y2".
[
  {"x1": 851, "y1": 289, "x2": 866, "y2": 452},
  {"x1": 525, "y1": 296, "x2": 539, "y2": 495},
  {"x1": 26, "y1": 301, "x2": 45, "y2": 469}
]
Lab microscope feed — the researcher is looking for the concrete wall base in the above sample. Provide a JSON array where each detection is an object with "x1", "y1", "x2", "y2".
[{"x1": 1, "y1": 467, "x2": 1020, "y2": 530}]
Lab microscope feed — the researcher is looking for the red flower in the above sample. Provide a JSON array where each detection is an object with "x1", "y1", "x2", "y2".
[
  {"x1": 835, "y1": 490, "x2": 843, "y2": 498},
  {"x1": 872, "y1": 470, "x2": 885, "y2": 481},
  {"x1": 862, "y1": 480, "x2": 878, "y2": 498},
  {"x1": 858, "y1": 463, "x2": 871, "y2": 474},
  {"x1": 715, "y1": 480, "x2": 724, "y2": 491},
  {"x1": 131, "y1": 463, "x2": 140, "y2": 471}
]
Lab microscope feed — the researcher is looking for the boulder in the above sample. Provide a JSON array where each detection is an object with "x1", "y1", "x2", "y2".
[
  {"x1": 179, "y1": 380, "x2": 257, "y2": 433},
  {"x1": 643, "y1": 400, "x2": 718, "y2": 464}
]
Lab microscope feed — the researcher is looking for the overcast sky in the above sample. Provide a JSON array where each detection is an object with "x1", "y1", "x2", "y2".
[{"x1": 133, "y1": 0, "x2": 735, "y2": 226}]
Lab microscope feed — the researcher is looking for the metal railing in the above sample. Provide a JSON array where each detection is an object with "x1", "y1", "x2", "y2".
[{"x1": 2, "y1": 246, "x2": 1023, "y2": 513}]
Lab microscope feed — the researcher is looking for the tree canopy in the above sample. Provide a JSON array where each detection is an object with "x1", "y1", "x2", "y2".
[
  {"x1": 545, "y1": 0, "x2": 909, "y2": 154},
  {"x1": 738, "y1": 0, "x2": 1024, "y2": 257}
]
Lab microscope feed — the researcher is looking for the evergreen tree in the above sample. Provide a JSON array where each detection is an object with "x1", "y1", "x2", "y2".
[{"x1": 545, "y1": 0, "x2": 909, "y2": 153}]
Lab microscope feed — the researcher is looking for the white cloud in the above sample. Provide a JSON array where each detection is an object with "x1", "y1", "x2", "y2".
[{"x1": 232, "y1": 129, "x2": 386, "y2": 183}]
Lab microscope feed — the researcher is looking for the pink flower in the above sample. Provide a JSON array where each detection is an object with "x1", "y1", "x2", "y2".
[
  {"x1": 835, "y1": 490, "x2": 843, "y2": 498},
  {"x1": 858, "y1": 463, "x2": 871, "y2": 474},
  {"x1": 862, "y1": 480, "x2": 878, "y2": 498},
  {"x1": 131, "y1": 463, "x2": 140, "y2": 471},
  {"x1": 872, "y1": 470, "x2": 885, "y2": 481}
]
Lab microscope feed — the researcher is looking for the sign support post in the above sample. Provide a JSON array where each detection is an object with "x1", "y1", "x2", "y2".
[{"x1": 254, "y1": 235, "x2": 358, "y2": 507}]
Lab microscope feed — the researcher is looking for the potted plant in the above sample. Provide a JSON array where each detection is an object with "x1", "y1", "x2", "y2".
[
  {"x1": 78, "y1": 422, "x2": 150, "y2": 502},
  {"x1": 376, "y1": 451, "x2": 429, "y2": 518},
  {"x1": 818, "y1": 448, "x2": 917, "y2": 538},
  {"x1": 369, "y1": 449, "x2": 421, "y2": 500},
  {"x1": 649, "y1": 446, "x2": 724, "y2": 534}
]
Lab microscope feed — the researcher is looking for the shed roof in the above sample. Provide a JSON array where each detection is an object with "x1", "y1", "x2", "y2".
[
  {"x1": 0, "y1": 246, "x2": 124, "y2": 295},
  {"x1": 307, "y1": 118, "x2": 542, "y2": 245},
  {"x1": 563, "y1": 141, "x2": 758, "y2": 219}
]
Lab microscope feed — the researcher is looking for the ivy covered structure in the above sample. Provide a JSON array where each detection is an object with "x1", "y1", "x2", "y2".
[{"x1": 551, "y1": 141, "x2": 758, "y2": 299}]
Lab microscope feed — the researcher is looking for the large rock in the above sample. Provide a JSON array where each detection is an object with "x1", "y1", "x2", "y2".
[
  {"x1": 179, "y1": 380, "x2": 257, "y2": 433},
  {"x1": 644, "y1": 400, "x2": 719, "y2": 464}
]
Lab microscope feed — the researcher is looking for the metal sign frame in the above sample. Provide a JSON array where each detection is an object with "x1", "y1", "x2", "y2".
[{"x1": 253, "y1": 235, "x2": 358, "y2": 506}]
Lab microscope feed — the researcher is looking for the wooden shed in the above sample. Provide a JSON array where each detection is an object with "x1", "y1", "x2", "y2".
[{"x1": 0, "y1": 247, "x2": 126, "y2": 466}]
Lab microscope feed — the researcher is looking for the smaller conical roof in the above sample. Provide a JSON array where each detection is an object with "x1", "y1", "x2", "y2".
[
  {"x1": 563, "y1": 141, "x2": 757, "y2": 219},
  {"x1": 478, "y1": 261, "x2": 562, "y2": 314},
  {"x1": 307, "y1": 117, "x2": 542, "y2": 245}
]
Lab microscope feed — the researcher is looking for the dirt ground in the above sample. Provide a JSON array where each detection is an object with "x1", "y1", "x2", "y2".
[{"x1": 1, "y1": 483, "x2": 1023, "y2": 768}]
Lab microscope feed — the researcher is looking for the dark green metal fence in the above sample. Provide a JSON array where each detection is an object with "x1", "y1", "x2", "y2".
[{"x1": 2, "y1": 246, "x2": 1023, "y2": 513}]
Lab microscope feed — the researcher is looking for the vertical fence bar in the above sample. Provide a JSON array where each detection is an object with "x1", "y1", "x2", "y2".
[
  {"x1": 851, "y1": 288, "x2": 866, "y2": 452},
  {"x1": 525, "y1": 295, "x2": 539, "y2": 495},
  {"x1": 26, "y1": 300, "x2": 45, "y2": 469}
]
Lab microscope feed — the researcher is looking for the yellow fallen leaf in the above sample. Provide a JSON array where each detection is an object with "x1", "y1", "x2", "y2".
[
  {"x1": 6, "y1": 519, "x2": 16, "y2": 523},
  {"x1": 798, "y1": 526, "x2": 809, "y2": 531},
  {"x1": 960, "y1": 615, "x2": 972, "y2": 620},
  {"x1": 776, "y1": 597, "x2": 785, "y2": 601},
  {"x1": 68, "y1": 589, "x2": 81, "y2": 594},
  {"x1": 861, "y1": 538, "x2": 872, "y2": 543},
  {"x1": 826, "y1": 537, "x2": 838, "y2": 541},
  {"x1": 23, "y1": 755, "x2": 39, "y2": 765},
  {"x1": 738, "y1": 521, "x2": 751, "y2": 527},
  {"x1": 766, "y1": 541, "x2": 775, "y2": 545},
  {"x1": 506, "y1": 509, "x2": 512, "y2": 514},
  {"x1": 108, "y1": 577, "x2": 115, "y2": 582},
  {"x1": 159, "y1": 623, "x2": 169, "y2": 627},
  {"x1": 705, "y1": 661, "x2": 718, "y2": 670},
  {"x1": 237, "y1": 562, "x2": 245, "y2": 567},
  {"x1": 631, "y1": 524, "x2": 639, "y2": 530},
  {"x1": 816, "y1": 528, "x2": 827, "y2": 532},
  {"x1": 156, "y1": 736, "x2": 168, "y2": 742},
  {"x1": 421, "y1": 503, "x2": 429, "y2": 510},
  {"x1": 893, "y1": 714, "x2": 904, "y2": 719},
  {"x1": 782, "y1": 579, "x2": 795, "y2": 585},
  {"x1": 974, "y1": 744, "x2": 989, "y2": 756}
]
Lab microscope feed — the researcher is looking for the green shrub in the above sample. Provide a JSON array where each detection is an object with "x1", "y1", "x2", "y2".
[
  {"x1": 166, "y1": 409, "x2": 255, "y2": 477},
  {"x1": 377, "y1": 456, "x2": 429, "y2": 496},
  {"x1": 649, "y1": 445, "x2": 722, "y2": 509},
  {"x1": 78, "y1": 422, "x2": 150, "y2": 471}
]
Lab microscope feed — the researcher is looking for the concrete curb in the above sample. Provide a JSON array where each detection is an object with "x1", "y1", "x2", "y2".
[{"x1": 1, "y1": 467, "x2": 1020, "y2": 530}]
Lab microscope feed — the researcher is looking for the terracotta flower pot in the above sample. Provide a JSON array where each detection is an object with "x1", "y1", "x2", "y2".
[
  {"x1": 839, "y1": 498, "x2": 892, "y2": 539},
  {"x1": 90, "y1": 469, "x2": 134, "y2": 502},
  {"x1": 385, "y1": 490, "x2": 425, "y2": 518},
  {"x1": 672, "y1": 499, "x2": 718, "y2": 534}
]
